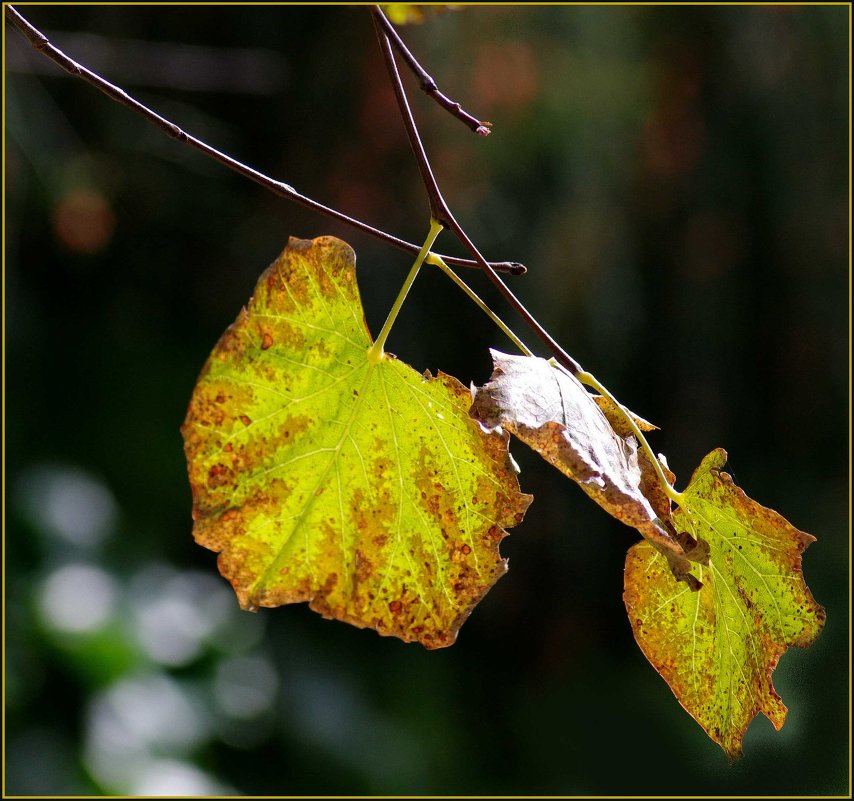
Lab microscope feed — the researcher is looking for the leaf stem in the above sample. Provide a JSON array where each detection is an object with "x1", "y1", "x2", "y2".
[
  {"x1": 372, "y1": 6, "x2": 491, "y2": 136},
  {"x1": 426, "y1": 254, "x2": 534, "y2": 357},
  {"x1": 4, "y1": 5, "x2": 525, "y2": 276},
  {"x1": 368, "y1": 219, "x2": 444, "y2": 362},
  {"x1": 574, "y1": 369, "x2": 686, "y2": 506},
  {"x1": 372, "y1": 9, "x2": 582, "y2": 376},
  {"x1": 446, "y1": 222, "x2": 583, "y2": 375}
]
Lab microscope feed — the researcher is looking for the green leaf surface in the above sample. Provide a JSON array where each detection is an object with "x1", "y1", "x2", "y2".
[
  {"x1": 182, "y1": 237, "x2": 531, "y2": 648},
  {"x1": 381, "y1": 4, "x2": 455, "y2": 25},
  {"x1": 623, "y1": 449, "x2": 825, "y2": 759}
]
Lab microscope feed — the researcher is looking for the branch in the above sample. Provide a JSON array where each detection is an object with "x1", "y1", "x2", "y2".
[
  {"x1": 4, "y1": 5, "x2": 524, "y2": 276},
  {"x1": 372, "y1": 15, "x2": 582, "y2": 375},
  {"x1": 372, "y1": 6, "x2": 491, "y2": 137},
  {"x1": 372, "y1": 10, "x2": 452, "y2": 227}
]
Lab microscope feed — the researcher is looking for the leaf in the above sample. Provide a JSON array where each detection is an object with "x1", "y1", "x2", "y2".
[
  {"x1": 592, "y1": 393, "x2": 672, "y2": 522},
  {"x1": 594, "y1": 392, "x2": 703, "y2": 586},
  {"x1": 470, "y1": 351, "x2": 687, "y2": 563},
  {"x1": 381, "y1": 4, "x2": 456, "y2": 25},
  {"x1": 182, "y1": 237, "x2": 531, "y2": 649},
  {"x1": 623, "y1": 449, "x2": 825, "y2": 759},
  {"x1": 592, "y1": 395, "x2": 658, "y2": 434}
]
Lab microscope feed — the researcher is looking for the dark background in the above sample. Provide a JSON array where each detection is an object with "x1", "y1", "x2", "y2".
[{"x1": 5, "y1": 4, "x2": 849, "y2": 796}]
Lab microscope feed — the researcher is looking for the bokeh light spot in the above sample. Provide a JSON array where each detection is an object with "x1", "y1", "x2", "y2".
[
  {"x1": 214, "y1": 655, "x2": 278, "y2": 720},
  {"x1": 51, "y1": 188, "x2": 116, "y2": 254},
  {"x1": 130, "y1": 565, "x2": 235, "y2": 666},
  {"x1": 17, "y1": 464, "x2": 118, "y2": 548},
  {"x1": 39, "y1": 563, "x2": 117, "y2": 634}
]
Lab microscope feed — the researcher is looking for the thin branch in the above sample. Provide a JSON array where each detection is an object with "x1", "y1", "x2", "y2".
[
  {"x1": 4, "y1": 5, "x2": 524, "y2": 276},
  {"x1": 372, "y1": 17, "x2": 582, "y2": 375},
  {"x1": 372, "y1": 10, "x2": 452, "y2": 227},
  {"x1": 372, "y1": 6, "x2": 491, "y2": 137}
]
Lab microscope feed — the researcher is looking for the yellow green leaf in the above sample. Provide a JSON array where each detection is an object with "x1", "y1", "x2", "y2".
[
  {"x1": 381, "y1": 4, "x2": 456, "y2": 25},
  {"x1": 182, "y1": 236, "x2": 531, "y2": 648},
  {"x1": 623, "y1": 449, "x2": 825, "y2": 759}
]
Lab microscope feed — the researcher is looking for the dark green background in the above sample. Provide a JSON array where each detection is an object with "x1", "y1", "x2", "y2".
[{"x1": 5, "y1": 5, "x2": 849, "y2": 796}]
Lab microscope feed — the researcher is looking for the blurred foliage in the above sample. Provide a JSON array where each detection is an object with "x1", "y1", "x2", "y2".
[{"x1": 5, "y1": 5, "x2": 849, "y2": 795}]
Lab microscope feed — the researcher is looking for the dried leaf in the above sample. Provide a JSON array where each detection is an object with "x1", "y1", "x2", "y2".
[
  {"x1": 623, "y1": 449, "x2": 825, "y2": 759},
  {"x1": 592, "y1": 395, "x2": 657, "y2": 434},
  {"x1": 593, "y1": 393, "x2": 699, "y2": 584},
  {"x1": 592, "y1": 393, "x2": 672, "y2": 522},
  {"x1": 183, "y1": 237, "x2": 531, "y2": 648},
  {"x1": 470, "y1": 351, "x2": 686, "y2": 561}
]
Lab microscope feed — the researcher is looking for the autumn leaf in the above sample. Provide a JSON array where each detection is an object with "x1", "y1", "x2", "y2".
[
  {"x1": 470, "y1": 351, "x2": 688, "y2": 564},
  {"x1": 592, "y1": 393, "x2": 668, "y2": 518},
  {"x1": 593, "y1": 392, "x2": 704, "y2": 585},
  {"x1": 623, "y1": 449, "x2": 825, "y2": 759},
  {"x1": 381, "y1": 4, "x2": 456, "y2": 25},
  {"x1": 182, "y1": 237, "x2": 531, "y2": 648}
]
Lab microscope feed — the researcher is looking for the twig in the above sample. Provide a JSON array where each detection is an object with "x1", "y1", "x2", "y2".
[
  {"x1": 372, "y1": 6, "x2": 491, "y2": 137},
  {"x1": 372, "y1": 11, "x2": 451, "y2": 227},
  {"x1": 4, "y1": 5, "x2": 524, "y2": 276},
  {"x1": 372, "y1": 18, "x2": 582, "y2": 375}
]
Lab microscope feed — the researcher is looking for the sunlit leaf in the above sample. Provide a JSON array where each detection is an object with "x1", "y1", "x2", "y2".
[
  {"x1": 382, "y1": 4, "x2": 456, "y2": 25},
  {"x1": 594, "y1": 393, "x2": 702, "y2": 585},
  {"x1": 592, "y1": 393, "x2": 673, "y2": 519},
  {"x1": 623, "y1": 449, "x2": 825, "y2": 759},
  {"x1": 182, "y1": 237, "x2": 531, "y2": 648},
  {"x1": 470, "y1": 351, "x2": 687, "y2": 563}
]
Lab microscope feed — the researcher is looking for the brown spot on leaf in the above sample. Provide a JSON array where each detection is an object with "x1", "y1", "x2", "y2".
[
  {"x1": 182, "y1": 238, "x2": 531, "y2": 652},
  {"x1": 624, "y1": 448, "x2": 825, "y2": 761},
  {"x1": 355, "y1": 550, "x2": 372, "y2": 582},
  {"x1": 207, "y1": 463, "x2": 234, "y2": 489}
]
